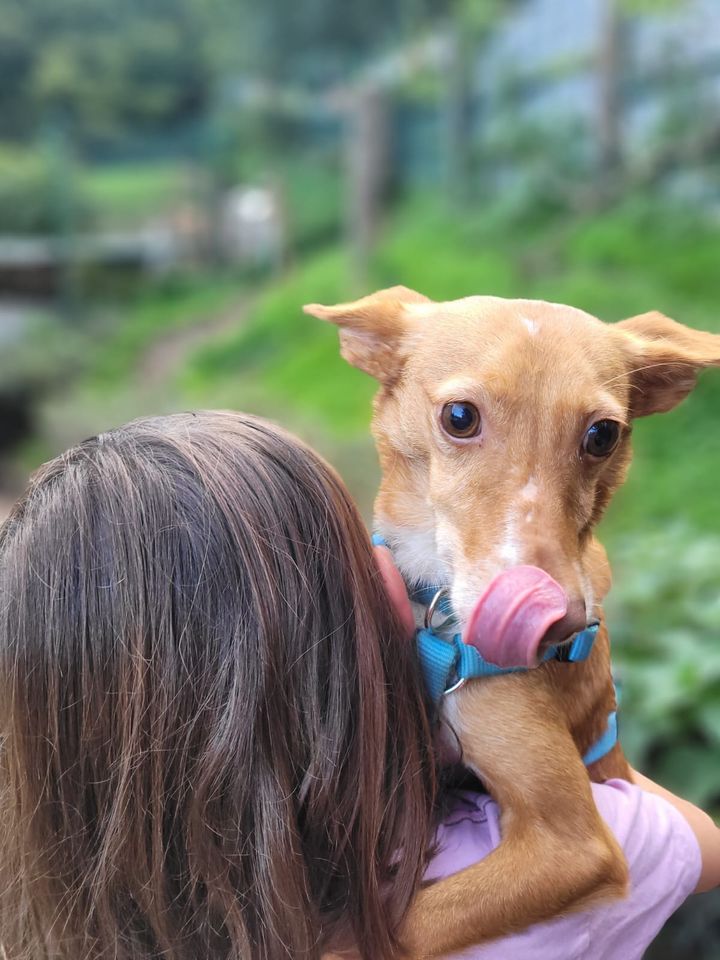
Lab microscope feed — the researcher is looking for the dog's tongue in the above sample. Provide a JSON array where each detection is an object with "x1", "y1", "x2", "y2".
[{"x1": 464, "y1": 566, "x2": 568, "y2": 669}]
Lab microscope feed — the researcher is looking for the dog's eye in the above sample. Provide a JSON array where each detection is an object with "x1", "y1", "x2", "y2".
[
  {"x1": 583, "y1": 420, "x2": 620, "y2": 458},
  {"x1": 440, "y1": 401, "x2": 482, "y2": 439}
]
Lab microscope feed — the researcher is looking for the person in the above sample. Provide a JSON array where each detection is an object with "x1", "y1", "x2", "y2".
[
  {"x1": 0, "y1": 411, "x2": 435, "y2": 960},
  {"x1": 0, "y1": 411, "x2": 716, "y2": 960}
]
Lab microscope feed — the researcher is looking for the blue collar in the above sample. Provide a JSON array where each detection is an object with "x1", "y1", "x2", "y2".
[
  {"x1": 413, "y1": 593, "x2": 600, "y2": 702},
  {"x1": 373, "y1": 533, "x2": 618, "y2": 766}
]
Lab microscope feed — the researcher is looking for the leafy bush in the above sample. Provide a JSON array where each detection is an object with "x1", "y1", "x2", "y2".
[
  {"x1": 606, "y1": 525, "x2": 720, "y2": 811},
  {"x1": 0, "y1": 144, "x2": 94, "y2": 234}
]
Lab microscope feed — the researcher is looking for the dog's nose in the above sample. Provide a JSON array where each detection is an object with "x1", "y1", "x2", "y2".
[{"x1": 540, "y1": 596, "x2": 587, "y2": 648}]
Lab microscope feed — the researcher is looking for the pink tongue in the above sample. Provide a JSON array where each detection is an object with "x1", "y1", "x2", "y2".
[{"x1": 464, "y1": 566, "x2": 568, "y2": 669}]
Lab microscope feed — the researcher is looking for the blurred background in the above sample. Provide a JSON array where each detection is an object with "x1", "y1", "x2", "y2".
[{"x1": 0, "y1": 0, "x2": 719, "y2": 953}]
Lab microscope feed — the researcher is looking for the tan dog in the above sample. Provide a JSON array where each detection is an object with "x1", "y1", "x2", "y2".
[{"x1": 305, "y1": 289, "x2": 720, "y2": 958}]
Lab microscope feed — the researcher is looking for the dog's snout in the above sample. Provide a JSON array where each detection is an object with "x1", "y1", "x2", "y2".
[{"x1": 542, "y1": 596, "x2": 587, "y2": 648}]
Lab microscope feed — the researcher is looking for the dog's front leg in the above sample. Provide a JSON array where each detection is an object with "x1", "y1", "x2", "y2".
[{"x1": 400, "y1": 675, "x2": 628, "y2": 959}]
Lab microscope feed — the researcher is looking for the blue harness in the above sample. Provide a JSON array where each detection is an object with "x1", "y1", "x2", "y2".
[{"x1": 373, "y1": 534, "x2": 618, "y2": 766}]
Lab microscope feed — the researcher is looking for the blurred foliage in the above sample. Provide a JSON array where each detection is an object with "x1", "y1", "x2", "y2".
[
  {"x1": 282, "y1": 156, "x2": 344, "y2": 250},
  {"x1": 11, "y1": 271, "x2": 248, "y2": 476},
  {"x1": 226, "y1": 0, "x2": 454, "y2": 87},
  {"x1": 610, "y1": 524, "x2": 720, "y2": 960},
  {"x1": 608, "y1": 526, "x2": 720, "y2": 811},
  {"x1": 83, "y1": 161, "x2": 189, "y2": 227},
  {"x1": 183, "y1": 250, "x2": 374, "y2": 433},
  {"x1": 0, "y1": 0, "x2": 455, "y2": 147},
  {"x1": 75, "y1": 273, "x2": 246, "y2": 388},
  {"x1": 622, "y1": 0, "x2": 686, "y2": 12},
  {"x1": 0, "y1": 0, "x2": 212, "y2": 143},
  {"x1": 231, "y1": 150, "x2": 344, "y2": 253},
  {"x1": 0, "y1": 306, "x2": 88, "y2": 390},
  {"x1": 0, "y1": 142, "x2": 93, "y2": 233}
]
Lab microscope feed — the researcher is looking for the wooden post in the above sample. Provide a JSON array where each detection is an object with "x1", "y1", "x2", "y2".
[
  {"x1": 444, "y1": 24, "x2": 475, "y2": 207},
  {"x1": 44, "y1": 121, "x2": 81, "y2": 322},
  {"x1": 596, "y1": 0, "x2": 625, "y2": 201},
  {"x1": 346, "y1": 82, "x2": 392, "y2": 288}
]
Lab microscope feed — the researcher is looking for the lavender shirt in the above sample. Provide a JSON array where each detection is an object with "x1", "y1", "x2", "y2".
[{"x1": 425, "y1": 779, "x2": 702, "y2": 960}]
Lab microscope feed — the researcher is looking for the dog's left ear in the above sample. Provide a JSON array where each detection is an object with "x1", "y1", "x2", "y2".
[
  {"x1": 616, "y1": 311, "x2": 720, "y2": 416},
  {"x1": 303, "y1": 286, "x2": 430, "y2": 384}
]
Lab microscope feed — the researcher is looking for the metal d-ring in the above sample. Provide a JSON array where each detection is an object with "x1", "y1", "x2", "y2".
[
  {"x1": 443, "y1": 676, "x2": 467, "y2": 696},
  {"x1": 424, "y1": 587, "x2": 449, "y2": 630},
  {"x1": 422, "y1": 588, "x2": 467, "y2": 697}
]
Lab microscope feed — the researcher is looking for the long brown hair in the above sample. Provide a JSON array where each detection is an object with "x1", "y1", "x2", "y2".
[{"x1": 0, "y1": 411, "x2": 436, "y2": 960}]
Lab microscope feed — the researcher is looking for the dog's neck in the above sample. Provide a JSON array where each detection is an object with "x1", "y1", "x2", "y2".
[
  {"x1": 375, "y1": 516, "x2": 479, "y2": 651},
  {"x1": 376, "y1": 520, "x2": 450, "y2": 593},
  {"x1": 375, "y1": 514, "x2": 612, "y2": 651},
  {"x1": 375, "y1": 515, "x2": 618, "y2": 756}
]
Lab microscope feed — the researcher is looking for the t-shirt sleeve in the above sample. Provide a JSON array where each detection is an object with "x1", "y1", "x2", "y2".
[
  {"x1": 426, "y1": 780, "x2": 702, "y2": 960},
  {"x1": 583, "y1": 778, "x2": 702, "y2": 960}
]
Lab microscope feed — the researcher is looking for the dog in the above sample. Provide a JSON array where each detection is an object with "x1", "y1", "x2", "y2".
[{"x1": 304, "y1": 289, "x2": 720, "y2": 957}]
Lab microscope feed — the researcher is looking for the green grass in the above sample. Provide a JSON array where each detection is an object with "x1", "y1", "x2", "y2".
[
  {"x1": 81, "y1": 152, "x2": 342, "y2": 239},
  {"x1": 182, "y1": 250, "x2": 376, "y2": 435},
  {"x1": 83, "y1": 161, "x2": 189, "y2": 226}
]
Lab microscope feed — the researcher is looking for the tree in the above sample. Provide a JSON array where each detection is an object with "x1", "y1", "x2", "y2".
[{"x1": 0, "y1": 0, "x2": 215, "y2": 143}]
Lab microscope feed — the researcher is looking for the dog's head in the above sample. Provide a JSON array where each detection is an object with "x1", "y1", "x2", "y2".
[{"x1": 305, "y1": 289, "x2": 720, "y2": 648}]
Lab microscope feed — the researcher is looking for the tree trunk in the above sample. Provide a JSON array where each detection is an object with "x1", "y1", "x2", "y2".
[
  {"x1": 346, "y1": 82, "x2": 392, "y2": 287},
  {"x1": 596, "y1": 0, "x2": 625, "y2": 200},
  {"x1": 444, "y1": 24, "x2": 476, "y2": 206}
]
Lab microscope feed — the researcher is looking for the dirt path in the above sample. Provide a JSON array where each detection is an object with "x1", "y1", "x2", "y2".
[{"x1": 138, "y1": 295, "x2": 249, "y2": 384}]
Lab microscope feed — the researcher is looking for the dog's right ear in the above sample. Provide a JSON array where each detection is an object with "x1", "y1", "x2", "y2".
[
  {"x1": 616, "y1": 311, "x2": 720, "y2": 416},
  {"x1": 303, "y1": 286, "x2": 430, "y2": 384}
]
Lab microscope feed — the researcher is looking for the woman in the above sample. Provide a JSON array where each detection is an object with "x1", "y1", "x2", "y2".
[
  {"x1": 0, "y1": 412, "x2": 435, "y2": 959},
  {"x1": 0, "y1": 411, "x2": 716, "y2": 960}
]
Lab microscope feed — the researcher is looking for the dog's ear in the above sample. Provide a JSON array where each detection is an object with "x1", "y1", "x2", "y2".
[
  {"x1": 616, "y1": 311, "x2": 720, "y2": 417},
  {"x1": 303, "y1": 286, "x2": 430, "y2": 383}
]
